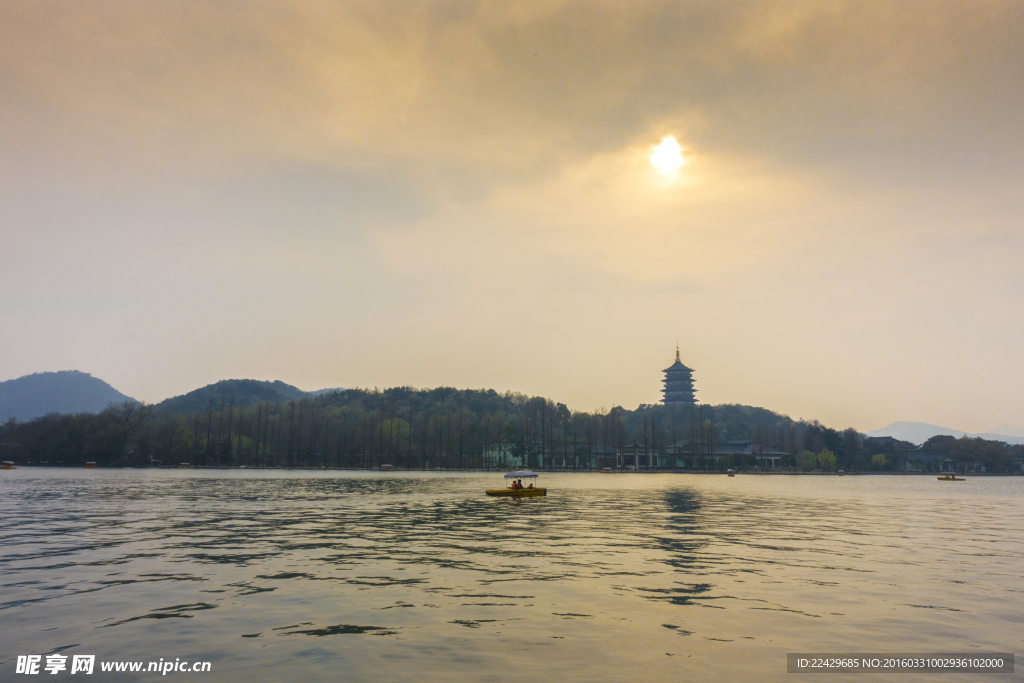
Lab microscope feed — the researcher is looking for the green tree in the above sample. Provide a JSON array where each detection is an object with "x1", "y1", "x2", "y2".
[
  {"x1": 798, "y1": 450, "x2": 818, "y2": 470},
  {"x1": 817, "y1": 449, "x2": 837, "y2": 471}
]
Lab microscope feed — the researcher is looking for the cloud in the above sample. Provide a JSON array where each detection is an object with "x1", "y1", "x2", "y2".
[
  {"x1": 4, "y1": 1, "x2": 1022, "y2": 179},
  {"x1": 1, "y1": 1, "x2": 1023, "y2": 431}
]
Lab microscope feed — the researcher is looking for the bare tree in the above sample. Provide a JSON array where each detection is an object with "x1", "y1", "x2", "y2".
[{"x1": 104, "y1": 400, "x2": 154, "y2": 462}]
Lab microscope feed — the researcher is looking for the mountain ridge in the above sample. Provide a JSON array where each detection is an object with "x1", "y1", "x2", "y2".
[
  {"x1": 1, "y1": 372, "x2": 345, "y2": 422},
  {"x1": 867, "y1": 420, "x2": 1024, "y2": 446},
  {"x1": 153, "y1": 379, "x2": 334, "y2": 414},
  {"x1": 5, "y1": 371, "x2": 1018, "y2": 449},
  {"x1": 0, "y1": 371, "x2": 136, "y2": 422}
]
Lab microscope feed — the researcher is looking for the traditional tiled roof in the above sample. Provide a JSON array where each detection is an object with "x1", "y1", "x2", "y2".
[
  {"x1": 663, "y1": 359, "x2": 694, "y2": 373},
  {"x1": 904, "y1": 450, "x2": 953, "y2": 462},
  {"x1": 670, "y1": 438, "x2": 789, "y2": 456}
]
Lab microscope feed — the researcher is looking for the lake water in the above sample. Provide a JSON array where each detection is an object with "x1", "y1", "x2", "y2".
[{"x1": 1, "y1": 469, "x2": 1021, "y2": 681}]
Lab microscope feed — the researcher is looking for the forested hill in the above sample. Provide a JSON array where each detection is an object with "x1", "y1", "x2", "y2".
[
  {"x1": 3, "y1": 383, "x2": 1020, "y2": 472},
  {"x1": 154, "y1": 379, "x2": 315, "y2": 414},
  {"x1": 0, "y1": 371, "x2": 135, "y2": 422}
]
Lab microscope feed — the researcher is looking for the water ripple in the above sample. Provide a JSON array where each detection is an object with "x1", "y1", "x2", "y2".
[{"x1": 1, "y1": 469, "x2": 1022, "y2": 682}]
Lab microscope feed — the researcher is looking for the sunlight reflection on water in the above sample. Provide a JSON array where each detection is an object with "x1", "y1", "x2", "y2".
[{"x1": 1, "y1": 469, "x2": 1021, "y2": 682}]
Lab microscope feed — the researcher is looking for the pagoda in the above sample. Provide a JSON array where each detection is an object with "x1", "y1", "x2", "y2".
[{"x1": 662, "y1": 343, "x2": 696, "y2": 405}]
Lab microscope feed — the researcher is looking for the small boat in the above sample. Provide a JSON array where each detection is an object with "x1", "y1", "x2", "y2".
[
  {"x1": 486, "y1": 469, "x2": 546, "y2": 497},
  {"x1": 1, "y1": 461, "x2": 15, "y2": 470},
  {"x1": 600, "y1": 467, "x2": 614, "y2": 474},
  {"x1": 837, "y1": 470, "x2": 845, "y2": 476},
  {"x1": 937, "y1": 474, "x2": 966, "y2": 481},
  {"x1": 177, "y1": 463, "x2": 192, "y2": 469},
  {"x1": 84, "y1": 462, "x2": 98, "y2": 469},
  {"x1": 379, "y1": 464, "x2": 393, "y2": 471},
  {"x1": 727, "y1": 469, "x2": 735, "y2": 477}
]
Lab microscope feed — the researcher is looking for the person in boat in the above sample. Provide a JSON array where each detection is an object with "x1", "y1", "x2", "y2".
[{"x1": 527, "y1": 482, "x2": 534, "y2": 489}]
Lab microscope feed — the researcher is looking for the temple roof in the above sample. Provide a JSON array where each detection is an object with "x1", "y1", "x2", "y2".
[{"x1": 663, "y1": 359, "x2": 693, "y2": 373}]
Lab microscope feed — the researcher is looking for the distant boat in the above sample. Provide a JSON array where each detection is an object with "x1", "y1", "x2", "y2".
[
  {"x1": 379, "y1": 464, "x2": 393, "y2": 471},
  {"x1": 177, "y1": 463, "x2": 191, "y2": 469},
  {"x1": 837, "y1": 470, "x2": 845, "y2": 476},
  {"x1": 727, "y1": 469, "x2": 735, "y2": 477},
  {"x1": 600, "y1": 467, "x2": 614, "y2": 474},
  {"x1": 84, "y1": 462, "x2": 97, "y2": 468},
  {"x1": 937, "y1": 474, "x2": 965, "y2": 481},
  {"x1": 486, "y1": 469, "x2": 547, "y2": 497},
  {"x1": 1, "y1": 461, "x2": 15, "y2": 470}
]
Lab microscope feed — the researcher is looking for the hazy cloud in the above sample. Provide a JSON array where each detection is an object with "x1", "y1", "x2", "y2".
[{"x1": 1, "y1": 1, "x2": 1022, "y2": 431}]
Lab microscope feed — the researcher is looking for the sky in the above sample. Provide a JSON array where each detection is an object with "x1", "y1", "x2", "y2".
[{"x1": 2, "y1": 0, "x2": 1023, "y2": 433}]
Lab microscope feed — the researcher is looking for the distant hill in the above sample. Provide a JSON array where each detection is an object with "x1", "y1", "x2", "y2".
[
  {"x1": 988, "y1": 424, "x2": 1024, "y2": 438},
  {"x1": 154, "y1": 379, "x2": 323, "y2": 414},
  {"x1": 867, "y1": 421, "x2": 1024, "y2": 446},
  {"x1": 0, "y1": 370, "x2": 135, "y2": 422},
  {"x1": 309, "y1": 387, "x2": 346, "y2": 397}
]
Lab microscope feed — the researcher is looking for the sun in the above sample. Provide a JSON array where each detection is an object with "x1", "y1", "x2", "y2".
[{"x1": 650, "y1": 136, "x2": 685, "y2": 174}]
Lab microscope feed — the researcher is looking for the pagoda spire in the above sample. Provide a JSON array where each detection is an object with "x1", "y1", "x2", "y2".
[{"x1": 675, "y1": 341, "x2": 680, "y2": 363}]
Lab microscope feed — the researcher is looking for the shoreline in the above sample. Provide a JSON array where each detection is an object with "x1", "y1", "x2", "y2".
[{"x1": 4, "y1": 464, "x2": 1020, "y2": 476}]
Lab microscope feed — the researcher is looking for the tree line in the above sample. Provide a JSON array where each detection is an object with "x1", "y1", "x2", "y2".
[{"x1": 1, "y1": 386, "x2": 1020, "y2": 472}]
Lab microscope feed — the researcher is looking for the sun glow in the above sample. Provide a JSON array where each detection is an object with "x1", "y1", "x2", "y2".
[{"x1": 650, "y1": 136, "x2": 685, "y2": 173}]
